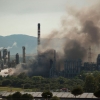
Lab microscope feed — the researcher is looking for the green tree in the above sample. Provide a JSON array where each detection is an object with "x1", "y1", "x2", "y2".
[
  {"x1": 71, "y1": 86, "x2": 83, "y2": 98},
  {"x1": 94, "y1": 90, "x2": 100, "y2": 98},
  {"x1": 84, "y1": 74, "x2": 96, "y2": 92},
  {"x1": 12, "y1": 92, "x2": 22, "y2": 100},
  {"x1": 32, "y1": 76, "x2": 44, "y2": 83},
  {"x1": 21, "y1": 93, "x2": 33, "y2": 100},
  {"x1": 2, "y1": 79, "x2": 12, "y2": 86},
  {"x1": 18, "y1": 73, "x2": 27, "y2": 79},
  {"x1": 6, "y1": 95, "x2": 12, "y2": 100},
  {"x1": 95, "y1": 76, "x2": 100, "y2": 90},
  {"x1": 42, "y1": 91, "x2": 53, "y2": 100},
  {"x1": 24, "y1": 83, "x2": 31, "y2": 89},
  {"x1": 50, "y1": 96, "x2": 60, "y2": 100},
  {"x1": 57, "y1": 77, "x2": 66, "y2": 84},
  {"x1": 93, "y1": 71, "x2": 100, "y2": 77}
]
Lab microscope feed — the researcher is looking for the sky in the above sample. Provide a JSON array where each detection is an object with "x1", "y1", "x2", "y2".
[{"x1": 0, "y1": 0, "x2": 98, "y2": 37}]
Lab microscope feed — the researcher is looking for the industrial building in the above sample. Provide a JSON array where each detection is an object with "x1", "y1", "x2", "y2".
[
  {"x1": 0, "y1": 23, "x2": 100, "y2": 78},
  {"x1": 0, "y1": 91, "x2": 98, "y2": 100},
  {"x1": 64, "y1": 59, "x2": 82, "y2": 78},
  {"x1": 0, "y1": 45, "x2": 26, "y2": 69},
  {"x1": 49, "y1": 50, "x2": 57, "y2": 78}
]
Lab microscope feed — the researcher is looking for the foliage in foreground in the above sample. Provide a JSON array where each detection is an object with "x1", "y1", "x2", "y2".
[
  {"x1": 50, "y1": 96, "x2": 60, "y2": 100},
  {"x1": 94, "y1": 90, "x2": 100, "y2": 98},
  {"x1": 0, "y1": 71, "x2": 100, "y2": 92},
  {"x1": 42, "y1": 91, "x2": 53, "y2": 99},
  {"x1": 71, "y1": 86, "x2": 83, "y2": 97},
  {"x1": 6, "y1": 91, "x2": 33, "y2": 100}
]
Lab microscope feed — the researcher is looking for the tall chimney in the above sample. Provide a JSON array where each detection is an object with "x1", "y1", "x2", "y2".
[
  {"x1": 3, "y1": 49, "x2": 7, "y2": 64},
  {"x1": 16, "y1": 53, "x2": 19, "y2": 64},
  {"x1": 0, "y1": 51, "x2": 1, "y2": 60},
  {"x1": 38, "y1": 23, "x2": 40, "y2": 45},
  {"x1": 37, "y1": 23, "x2": 41, "y2": 61},
  {"x1": 8, "y1": 51, "x2": 10, "y2": 63},
  {"x1": 22, "y1": 46, "x2": 26, "y2": 63},
  {"x1": 37, "y1": 23, "x2": 41, "y2": 64}
]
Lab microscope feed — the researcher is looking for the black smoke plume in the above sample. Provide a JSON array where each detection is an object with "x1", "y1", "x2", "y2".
[{"x1": 12, "y1": 1, "x2": 100, "y2": 76}]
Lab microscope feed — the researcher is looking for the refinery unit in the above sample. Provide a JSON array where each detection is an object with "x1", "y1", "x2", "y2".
[
  {"x1": 0, "y1": 23, "x2": 100, "y2": 78},
  {"x1": 0, "y1": 46, "x2": 26, "y2": 70}
]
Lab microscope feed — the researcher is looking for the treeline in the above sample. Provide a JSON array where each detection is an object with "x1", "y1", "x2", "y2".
[{"x1": 0, "y1": 71, "x2": 100, "y2": 92}]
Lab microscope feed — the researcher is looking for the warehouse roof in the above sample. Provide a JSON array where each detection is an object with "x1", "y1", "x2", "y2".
[{"x1": 0, "y1": 91, "x2": 97, "y2": 98}]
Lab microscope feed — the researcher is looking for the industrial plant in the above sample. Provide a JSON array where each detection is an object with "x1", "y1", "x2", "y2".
[{"x1": 0, "y1": 23, "x2": 100, "y2": 78}]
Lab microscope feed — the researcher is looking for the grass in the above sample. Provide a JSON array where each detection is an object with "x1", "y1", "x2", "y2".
[{"x1": 0, "y1": 87, "x2": 32, "y2": 92}]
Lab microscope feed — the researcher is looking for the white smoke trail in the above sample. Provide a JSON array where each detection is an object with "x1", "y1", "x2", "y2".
[{"x1": 7, "y1": 42, "x2": 17, "y2": 50}]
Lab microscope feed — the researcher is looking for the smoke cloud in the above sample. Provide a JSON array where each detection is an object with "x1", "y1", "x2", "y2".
[
  {"x1": 42, "y1": 1, "x2": 100, "y2": 62},
  {"x1": 11, "y1": 1, "x2": 100, "y2": 76}
]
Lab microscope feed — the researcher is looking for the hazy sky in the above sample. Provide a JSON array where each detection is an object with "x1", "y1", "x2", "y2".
[{"x1": 0, "y1": 0, "x2": 98, "y2": 37}]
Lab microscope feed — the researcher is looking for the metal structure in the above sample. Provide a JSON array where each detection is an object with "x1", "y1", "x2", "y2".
[
  {"x1": 8, "y1": 51, "x2": 10, "y2": 63},
  {"x1": 37, "y1": 23, "x2": 40, "y2": 56},
  {"x1": 16, "y1": 53, "x2": 19, "y2": 64},
  {"x1": 64, "y1": 59, "x2": 82, "y2": 78},
  {"x1": 88, "y1": 46, "x2": 92, "y2": 63},
  {"x1": 0, "y1": 51, "x2": 1, "y2": 59},
  {"x1": 97, "y1": 54, "x2": 100, "y2": 70},
  {"x1": 3, "y1": 49, "x2": 7, "y2": 64},
  {"x1": 37, "y1": 23, "x2": 40, "y2": 46},
  {"x1": 83, "y1": 62, "x2": 96, "y2": 71},
  {"x1": 22, "y1": 46, "x2": 26, "y2": 63},
  {"x1": 50, "y1": 50, "x2": 57, "y2": 78}
]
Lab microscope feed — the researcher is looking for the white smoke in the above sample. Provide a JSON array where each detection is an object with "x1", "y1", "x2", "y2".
[
  {"x1": 12, "y1": 42, "x2": 17, "y2": 47},
  {"x1": 7, "y1": 42, "x2": 17, "y2": 50},
  {"x1": 0, "y1": 47, "x2": 4, "y2": 50},
  {"x1": 12, "y1": 64, "x2": 28, "y2": 75},
  {"x1": 0, "y1": 68, "x2": 15, "y2": 77}
]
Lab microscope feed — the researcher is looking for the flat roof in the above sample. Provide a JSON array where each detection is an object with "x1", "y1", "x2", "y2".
[{"x1": 0, "y1": 92, "x2": 97, "y2": 98}]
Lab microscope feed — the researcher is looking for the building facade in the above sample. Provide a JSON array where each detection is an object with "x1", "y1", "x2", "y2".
[{"x1": 64, "y1": 59, "x2": 82, "y2": 78}]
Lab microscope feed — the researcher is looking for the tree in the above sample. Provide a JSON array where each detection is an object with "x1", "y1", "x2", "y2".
[
  {"x1": 32, "y1": 76, "x2": 44, "y2": 83},
  {"x1": 6, "y1": 95, "x2": 12, "y2": 100},
  {"x1": 50, "y1": 96, "x2": 60, "y2": 100},
  {"x1": 71, "y1": 86, "x2": 83, "y2": 98},
  {"x1": 24, "y1": 83, "x2": 31, "y2": 89},
  {"x1": 2, "y1": 79, "x2": 12, "y2": 86},
  {"x1": 95, "y1": 76, "x2": 100, "y2": 90},
  {"x1": 57, "y1": 77, "x2": 66, "y2": 84},
  {"x1": 93, "y1": 71, "x2": 100, "y2": 78},
  {"x1": 12, "y1": 92, "x2": 22, "y2": 100},
  {"x1": 21, "y1": 93, "x2": 33, "y2": 100},
  {"x1": 94, "y1": 90, "x2": 100, "y2": 98},
  {"x1": 18, "y1": 72, "x2": 27, "y2": 79},
  {"x1": 84, "y1": 74, "x2": 96, "y2": 92},
  {"x1": 6, "y1": 92, "x2": 33, "y2": 100},
  {"x1": 42, "y1": 91, "x2": 53, "y2": 100}
]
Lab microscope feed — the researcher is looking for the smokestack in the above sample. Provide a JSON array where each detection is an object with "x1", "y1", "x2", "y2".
[
  {"x1": 38, "y1": 23, "x2": 40, "y2": 45},
  {"x1": 0, "y1": 51, "x2": 1, "y2": 59},
  {"x1": 22, "y1": 46, "x2": 26, "y2": 63},
  {"x1": 8, "y1": 51, "x2": 10, "y2": 63},
  {"x1": 3, "y1": 49, "x2": 7, "y2": 64},
  {"x1": 16, "y1": 53, "x2": 19, "y2": 64},
  {"x1": 37, "y1": 23, "x2": 41, "y2": 56},
  {"x1": 3, "y1": 49, "x2": 7, "y2": 59}
]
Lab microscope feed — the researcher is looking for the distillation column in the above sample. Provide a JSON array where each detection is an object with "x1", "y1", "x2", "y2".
[
  {"x1": 22, "y1": 46, "x2": 26, "y2": 63},
  {"x1": 0, "y1": 51, "x2": 1, "y2": 60},
  {"x1": 8, "y1": 51, "x2": 10, "y2": 63},
  {"x1": 37, "y1": 23, "x2": 40, "y2": 55},
  {"x1": 16, "y1": 53, "x2": 19, "y2": 64}
]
